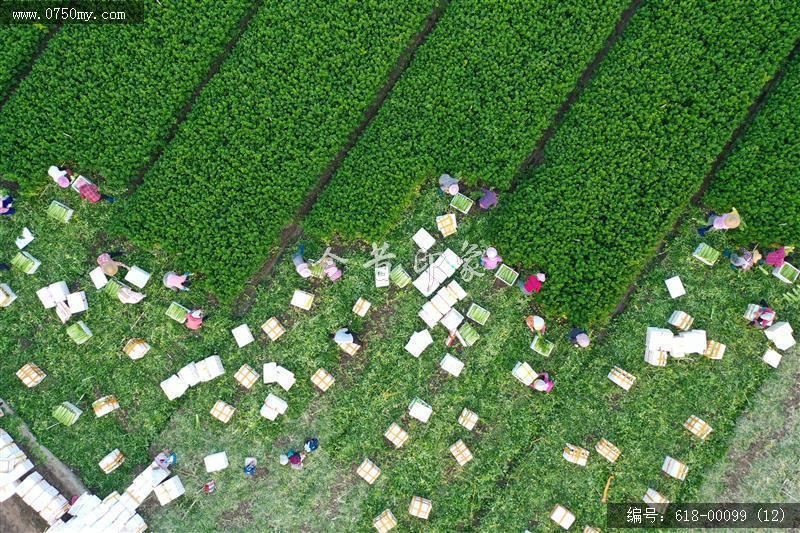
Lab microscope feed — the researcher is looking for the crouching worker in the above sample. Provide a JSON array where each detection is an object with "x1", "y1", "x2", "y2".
[
  {"x1": 724, "y1": 248, "x2": 761, "y2": 271},
  {"x1": 751, "y1": 301, "x2": 776, "y2": 329},
  {"x1": 163, "y1": 271, "x2": 191, "y2": 291},
  {"x1": 97, "y1": 252, "x2": 128, "y2": 276},
  {"x1": 304, "y1": 438, "x2": 319, "y2": 453},
  {"x1": 280, "y1": 450, "x2": 305, "y2": 470},
  {"x1": 698, "y1": 209, "x2": 740, "y2": 236},
  {"x1": 568, "y1": 328, "x2": 591, "y2": 348},
  {"x1": 519, "y1": 272, "x2": 546, "y2": 294},
  {"x1": 0, "y1": 192, "x2": 14, "y2": 216},
  {"x1": 155, "y1": 449, "x2": 177, "y2": 469},
  {"x1": 480, "y1": 247, "x2": 502, "y2": 270},
  {"x1": 78, "y1": 179, "x2": 115, "y2": 204},
  {"x1": 478, "y1": 188, "x2": 498, "y2": 210},
  {"x1": 765, "y1": 246, "x2": 792, "y2": 268},
  {"x1": 293, "y1": 244, "x2": 312, "y2": 278},
  {"x1": 186, "y1": 309, "x2": 204, "y2": 330},
  {"x1": 526, "y1": 315, "x2": 546, "y2": 335},
  {"x1": 438, "y1": 173, "x2": 459, "y2": 196},
  {"x1": 321, "y1": 257, "x2": 342, "y2": 281},
  {"x1": 333, "y1": 327, "x2": 359, "y2": 346},
  {"x1": 48, "y1": 165, "x2": 72, "y2": 188},
  {"x1": 529, "y1": 371, "x2": 554, "y2": 393}
]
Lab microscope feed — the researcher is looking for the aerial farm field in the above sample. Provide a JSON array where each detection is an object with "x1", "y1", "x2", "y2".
[{"x1": 0, "y1": 0, "x2": 798, "y2": 532}]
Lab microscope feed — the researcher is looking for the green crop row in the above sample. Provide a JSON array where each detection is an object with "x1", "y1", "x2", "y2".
[
  {"x1": 704, "y1": 52, "x2": 800, "y2": 247},
  {"x1": 489, "y1": 0, "x2": 800, "y2": 325},
  {"x1": 0, "y1": 25, "x2": 49, "y2": 97},
  {"x1": 0, "y1": 0, "x2": 253, "y2": 191},
  {"x1": 117, "y1": 0, "x2": 437, "y2": 300},
  {"x1": 304, "y1": 0, "x2": 631, "y2": 242}
]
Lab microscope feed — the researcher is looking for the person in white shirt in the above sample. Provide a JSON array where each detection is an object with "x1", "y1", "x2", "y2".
[{"x1": 48, "y1": 165, "x2": 71, "y2": 188}]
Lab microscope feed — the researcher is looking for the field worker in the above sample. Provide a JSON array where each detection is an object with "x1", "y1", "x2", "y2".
[
  {"x1": 48, "y1": 165, "x2": 71, "y2": 188},
  {"x1": 0, "y1": 263, "x2": 10, "y2": 271},
  {"x1": 118, "y1": 286, "x2": 145, "y2": 304},
  {"x1": 78, "y1": 180, "x2": 115, "y2": 203},
  {"x1": 724, "y1": 248, "x2": 760, "y2": 271},
  {"x1": 304, "y1": 437, "x2": 319, "y2": 453},
  {"x1": 438, "y1": 173, "x2": 459, "y2": 195},
  {"x1": 244, "y1": 458, "x2": 257, "y2": 477},
  {"x1": 163, "y1": 271, "x2": 191, "y2": 291},
  {"x1": 519, "y1": 272, "x2": 546, "y2": 294},
  {"x1": 568, "y1": 328, "x2": 591, "y2": 348},
  {"x1": 293, "y1": 244, "x2": 312, "y2": 278},
  {"x1": 751, "y1": 301, "x2": 776, "y2": 329},
  {"x1": 530, "y1": 371, "x2": 554, "y2": 393},
  {"x1": 288, "y1": 450, "x2": 305, "y2": 470},
  {"x1": 526, "y1": 315, "x2": 546, "y2": 335},
  {"x1": 333, "y1": 327, "x2": 355, "y2": 345},
  {"x1": 0, "y1": 193, "x2": 14, "y2": 216},
  {"x1": 97, "y1": 252, "x2": 128, "y2": 276},
  {"x1": 186, "y1": 309, "x2": 204, "y2": 330},
  {"x1": 445, "y1": 331, "x2": 457, "y2": 348},
  {"x1": 698, "y1": 209, "x2": 740, "y2": 236},
  {"x1": 765, "y1": 246, "x2": 788, "y2": 267},
  {"x1": 478, "y1": 188, "x2": 498, "y2": 210},
  {"x1": 480, "y1": 247, "x2": 502, "y2": 269},
  {"x1": 322, "y1": 258, "x2": 342, "y2": 281},
  {"x1": 279, "y1": 454, "x2": 290, "y2": 466},
  {"x1": 155, "y1": 449, "x2": 177, "y2": 469}
]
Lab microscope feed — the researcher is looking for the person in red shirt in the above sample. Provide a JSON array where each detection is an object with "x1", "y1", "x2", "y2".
[
  {"x1": 79, "y1": 182, "x2": 115, "y2": 203},
  {"x1": 185, "y1": 309, "x2": 204, "y2": 330},
  {"x1": 518, "y1": 272, "x2": 546, "y2": 294},
  {"x1": 280, "y1": 450, "x2": 305, "y2": 470}
]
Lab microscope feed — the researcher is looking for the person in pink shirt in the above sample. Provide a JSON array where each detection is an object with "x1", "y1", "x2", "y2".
[
  {"x1": 186, "y1": 309, "x2": 204, "y2": 330},
  {"x1": 97, "y1": 252, "x2": 128, "y2": 276},
  {"x1": 519, "y1": 272, "x2": 546, "y2": 294},
  {"x1": 322, "y1": 259, "x2": 342, "y2": 281},
  {"x1": 163, "y1": 271, "x2": 191, "y2": 291},
  {"x1": 698, "y1": 210, "x2": 740, "y2": 236},
  {"x1": 480, "y1": 247, "x2": 502, "y2": 270},
  {"x1": 765, "y1": 247, "x2": 787, "y2": 267},
  {"x1": 530, "y1": 371, "x2": 554, "y2": 393}
]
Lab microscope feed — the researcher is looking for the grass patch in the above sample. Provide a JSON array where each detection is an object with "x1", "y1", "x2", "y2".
[
  {"x1": 696, "y1": 343, "x2": 799, "y2": 503},
  {"x1": 143, "y1": 189, "x2": 798, "y2": 530}
]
